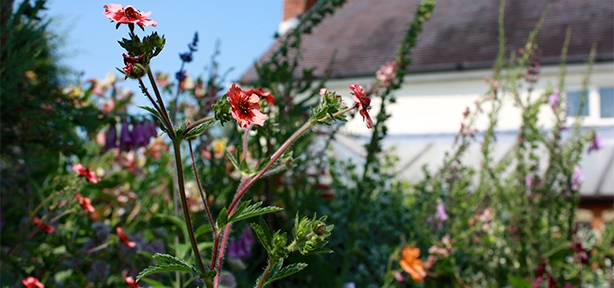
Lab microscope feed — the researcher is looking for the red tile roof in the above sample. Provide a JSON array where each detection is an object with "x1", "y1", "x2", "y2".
[{"x1": 240, "y1": 0, "x2": 613, "y2": 83}]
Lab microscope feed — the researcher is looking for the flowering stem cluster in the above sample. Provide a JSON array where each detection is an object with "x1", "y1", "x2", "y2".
[{"x1": 101, "y1": 4, "x2": 373, "y2": 287}]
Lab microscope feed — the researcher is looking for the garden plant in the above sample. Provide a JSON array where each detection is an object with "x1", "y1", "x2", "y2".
[{"x1": 1, "y1": 0, "x2": 612, "y2": 287}]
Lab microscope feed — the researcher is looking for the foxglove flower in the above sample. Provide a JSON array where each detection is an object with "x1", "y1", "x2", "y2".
[
  {"x1": 434, "y1": 200, "x2": 449, "y2": 230},
  {"x1": 104, "y1": 124, "x2": 118, "y2": 152},
  {"x1": 227, "y1": 227, "x2": 255, "y2": 260},
  {"x1": 588, "y1": 133, "x2": 603, "y2": 153},
  {"x1": 571, "y1": 166, "x2": 585, "y2": 190},
  {"x1": 227, "y1": 83, "x2": 267, "y2": 129},
  {"x1": 548, "y1": 88, "x2": 560, "y2": 110},
  {"x1": 349, "y1": 83, "x2": 374, "y2": 128},
  {"x1": 119, "y1": 120, "x2": 133, "y2": 152},
  {"x1": 103, "y1": 4, "x2": 157, "y2": 29},
  {"x1": 145, "y1": 121, "x2": 158, "y2": 139},
  {"x1": 131, "y1": 122, "x2": 149, "y2": 148}
]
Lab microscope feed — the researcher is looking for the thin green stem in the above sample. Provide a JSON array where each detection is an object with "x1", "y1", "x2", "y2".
[
  {"x1": 256, "y1": 259, "x2": 278, "y2": 288},
  {"x1": 171, "y1": 139, "x2": 207, "y2": 275},
  {"x1": 228, "y1": 106, "x2": 354, "y2": 213},
  {"x1": 188, "y1": 141, "x2": 217, "y2": 235},
  {"x1": 147, "y1": 69, "x2": 176, "y2": 139},
  {"x1": 183, "y1": 115, "x2": 215, "y2": 136}
]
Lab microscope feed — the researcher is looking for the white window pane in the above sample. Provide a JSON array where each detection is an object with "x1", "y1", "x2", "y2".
[
  {"x1": 599, "y1": 87, "x2": 614, "y2": 118},
  {"x1": 567, "y1": 90, "x2": 589, "y2": 116}
]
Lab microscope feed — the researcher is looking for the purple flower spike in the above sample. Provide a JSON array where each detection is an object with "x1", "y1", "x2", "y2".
[
  {"x1": 227, "y1": 227, "x2": 254, "y2": 260},
  {"x1": 104, "y1": 124, "x2": 118, "y2": 152},
  {"x1": 132, "y1": 122, "x2": 148, "y2": 148},
  {"x1": 588, "y1": 133, "x2": 603, "y2": 154},
  {"x1": 572, "y1": 166, "x2": 585, "y2": 190},
  {"x1": 548, "y1": 88, "x2": 560, "y2": 110},
  {"x1": 145, "y1": 121, "x2": 158, "y2": 139},
  {"x1": 435, "y1": 200, "x2": 449, "y2": 230},
  {"x1": 119, "y1": 120, "x2": 133, "y2": 152}
]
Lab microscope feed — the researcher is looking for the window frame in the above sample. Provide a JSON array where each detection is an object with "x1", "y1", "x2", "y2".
[{"x1": 565, "y1": 86, "x2": 614, "y2": 126}]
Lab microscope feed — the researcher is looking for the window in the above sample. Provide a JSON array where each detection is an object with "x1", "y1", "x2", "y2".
[
  {"x1": 567, "y1": 90, "x2": 589, "y2": 116},
  {"x1": 599, "y1": 87, "x2": 614, "y2": 118}
]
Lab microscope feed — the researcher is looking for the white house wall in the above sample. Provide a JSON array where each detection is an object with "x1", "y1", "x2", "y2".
[{"x1": 326, "y1": 63, "x2": 614, "y2": 136}]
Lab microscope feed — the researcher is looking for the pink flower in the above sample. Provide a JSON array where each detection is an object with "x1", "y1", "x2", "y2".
[
  {"x1": 103, "y1": 4, "x2": 157, "y2": 29},
  {"x1": 116, "y1": 227, "x2": 136, "y2": 248},
  {"x1": 101, "y1": 98, "x2": 115, "y2": 113},
  {"x1": 75, "y1": 193, "x2": 95, "y2": 213},
  {"x1": 72, "y1": 163, "x2": 101, "y2": 184},
  {"x1": 548, "y1": 88, "x2": 560, "y2": 109},
  {"x1": 349, "y1": 83, "x2": 373, "y2": 129},
  {"x1": 226, "y1": 83, "x2": 267, "y2": 129},
  {"x1": 376, "y1": 61, "x2": 397, "y2": 88},
  {"x1": 588, "y1": 133, "x2": 603, "y2": 153},
  {"x1": 571, "y1": 166, "x2": 585, "y2": 190},
  {"x1": 244, "y1": 87, "x2": 275, "y2": 105},
  {"x1": 22, "y1": 276, "x2": 44, "y2": 288}
]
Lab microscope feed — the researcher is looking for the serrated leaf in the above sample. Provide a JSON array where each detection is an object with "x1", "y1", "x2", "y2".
[
  {"x1": 217, "y1": 207, "x2": 229, "y2": 229},
  {"x1": 184, "y1": 120, "x2": 215, "y2": 140},
  {"x1": 264, "y1": 262, "x2": 308, "y2": 286},
  {"x1": 136, "y1": 264, "x2": 194, "y2": 282},
  {"x1": 229, "y1": 201, "x2": 283, "y2": 224},
  {"x1": 152, "y1": 253, "x2": 193, "y2": 268},
  {"x1": 251, "y1": 218, "x2": 272, "y2": 253}
]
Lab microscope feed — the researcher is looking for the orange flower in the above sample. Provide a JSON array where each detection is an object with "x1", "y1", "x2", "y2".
[
  {"x1": 33, "y1": 217, "x2": 56, "y2": 234},
  {"x1": 399, "y1": 245, "x2": 426, "y2": 282},
  {"x1": 116, "y1": 227, "x2": 136, "y2": 248},
  {"x1": 226, "y1": 83, "x2": 267, "y2": 129},
  {"x1": 72, "y1": 163, "x2": 101, "y2": 184}
]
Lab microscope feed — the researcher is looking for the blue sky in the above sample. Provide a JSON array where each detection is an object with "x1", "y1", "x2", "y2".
[{"x1": 45, "y1": 0, "x2": 281, "y2": 88}]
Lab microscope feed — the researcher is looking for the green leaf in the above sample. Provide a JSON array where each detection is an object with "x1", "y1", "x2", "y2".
[
  {"x1": 173, "y1": 121, "x2": 188, "y2": 139},
  {"x1": 264, "y1": 262, "x2": 308, "y2": 286},
  {"x1": 152, "y1": 253, "x2": 193, "y2": 267},
  {"x1": 507, "y1": 275, "x2": 532, "y2": 288},
  {"x1": 217, "y1": 207, "x2": 229, "y2": 229},
  {"x1": 136, "y1": 253, "x2": 196, "y2": 282},
  {"x1": 136, "y1": 264, "x2": 194, "y2": 283},
  {"x1": 225, "y1": 147, "x2": 241, "y2": 172},
  {"x1": 544, "y1": 241, "x2": 570, "y2": 264},
  {"x1": 251, "y1": 217, "x2": 273, "y2": 253},
  {"x1": 138, "y1": 277, "x2": 167, "y2": 288},
  {"x1": 229, "y1": 201, "x2": 283, "y2": 224},
  {"x1": 137, "y1": 105, "x2": 163, "y2": 123},
  {"x1": 184, "y1": 120, "x2": 215, "y2": 140},
  {"x1": 195, "y1": 224, "x2": 213, "y2": 238}
]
